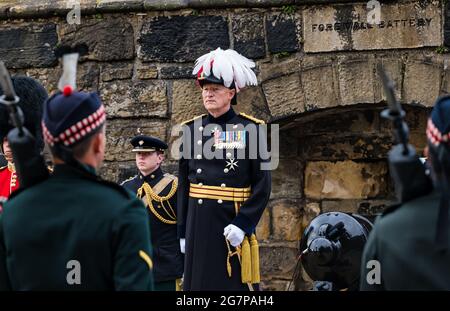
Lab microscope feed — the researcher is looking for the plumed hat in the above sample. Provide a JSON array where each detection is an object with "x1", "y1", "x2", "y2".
[{"x1": 192, "y1": 48, "x2": 258, "y2": 105}]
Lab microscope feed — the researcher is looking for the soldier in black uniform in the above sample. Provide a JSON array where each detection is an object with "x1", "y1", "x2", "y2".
[
  {"x1": 0, "y1": 86, "x2": 154, "y2": 290},
  {"x1": 178, "y1": 48, "x2": 271, "y2": 290},
  {"x1": 121, "y1": 135, "x2": 183, "y2": 291},
  {"x1": 360, "y1": 96, "x2": 450, "y2": 290}
]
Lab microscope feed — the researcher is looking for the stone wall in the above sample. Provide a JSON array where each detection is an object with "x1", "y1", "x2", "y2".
[{"x1": 1, "y1": 0, "x2": 448, "y2": 290}]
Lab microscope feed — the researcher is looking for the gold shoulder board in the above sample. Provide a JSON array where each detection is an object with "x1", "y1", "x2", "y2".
[
  {"x1": 239, "y1": 112, "x2": 265, "y2": 124},
  {"x1": 181, "y1": 114, "x2": 206, "y2": 125}
]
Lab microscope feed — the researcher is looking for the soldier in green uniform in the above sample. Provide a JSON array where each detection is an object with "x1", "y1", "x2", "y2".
[
  {"x1": 360, "y1": 96, "x2": 450, "y2": 290},
  {"x1": 0, "y1": 88, "x2": 154, "y2": 290},
  {"x1": 121, "y1": 135, "x2": 183, "y2": 291}
]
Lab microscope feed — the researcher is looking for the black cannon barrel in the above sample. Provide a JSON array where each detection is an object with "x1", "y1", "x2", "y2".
[{"x1": 300, "y1": 212, "x2": 373, "y2": 291}]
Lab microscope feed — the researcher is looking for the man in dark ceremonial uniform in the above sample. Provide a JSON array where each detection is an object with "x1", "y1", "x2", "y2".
[
  {"x1": 177, "y1": 48, "x2": 271, "y2": 291},
  {"x1": 0, "y1": 86, "x2": 154, "y2": 290},
  {"x1": 361, "y1": 96, "x2": 450, "y2": 290},
  {"x1": 121, "y1": 135, "x2": 183, "y2": 291}
]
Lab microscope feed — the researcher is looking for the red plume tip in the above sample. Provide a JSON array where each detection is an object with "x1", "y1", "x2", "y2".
[{"x1": 63, "y1": 85, "x2": 73, "y2": 96}]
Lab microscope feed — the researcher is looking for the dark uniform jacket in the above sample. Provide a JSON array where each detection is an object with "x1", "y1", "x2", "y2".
[
  {"x1": 360, "y1": 190, "x2": 450, "y2": 290},
  {"x1": 178, "y1": 108, "x2": 271, "y2": 290},
  {"x1": 0, "y1": 164, "x2": 154, "y2": 290},
  {"x1": 122, "y1": 167, "x2": 183, "y2": 283}
]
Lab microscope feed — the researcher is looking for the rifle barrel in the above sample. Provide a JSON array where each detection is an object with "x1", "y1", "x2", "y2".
[
  {"x1": 378, "y1": 64, "x2": 401, "y2": 115},
  {"x1": 0, "y1": 62, "x2": 18, "y2": 102}
]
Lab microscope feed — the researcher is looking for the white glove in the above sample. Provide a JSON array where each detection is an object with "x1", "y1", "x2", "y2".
[
  {"x1": 223, "y1": 224, "x2": 245, "y2": 247},
  {"x1": 180, "y1": 238, "x2": 186, "y2": 254}
]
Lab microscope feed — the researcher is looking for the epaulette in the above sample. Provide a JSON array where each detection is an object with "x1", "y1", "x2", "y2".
[
  {"x1": 181, "y1": 114, "x2": 206, "y2": 125},
  {"x1": 0, "y1": 165, "x2": 6, "y2": 171},
  {"x1": 239, "y1": 112, "x2": 265, "y2": 124},
  {"x1": 120, "y1": 175, "x2": 137, "y2": 186}
]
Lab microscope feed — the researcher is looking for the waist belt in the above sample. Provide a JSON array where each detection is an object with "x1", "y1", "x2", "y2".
[{"x1": 189, "y1": 183, "x2": 251, "y2": 202}]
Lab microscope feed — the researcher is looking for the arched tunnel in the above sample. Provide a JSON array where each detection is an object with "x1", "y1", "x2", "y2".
[{"x1": 260, "y1": 103, "x2": 431, "y2": 290}]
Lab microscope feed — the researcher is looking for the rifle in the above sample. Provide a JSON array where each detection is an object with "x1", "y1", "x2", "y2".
[
  {"x1": 378, "y1": 64, "x2": 433, "y2": 203},
  {"x1": 0, "y1": 62, "x2": 49, "y2": 189}
]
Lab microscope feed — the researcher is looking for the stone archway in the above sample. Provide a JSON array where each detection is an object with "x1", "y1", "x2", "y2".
[{"x1": 257, "y1": 103, "x2": 431, "y2": 290}]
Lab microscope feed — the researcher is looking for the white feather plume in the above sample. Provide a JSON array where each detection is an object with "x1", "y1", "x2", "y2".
[
  {"x1": 192, "y1": 48, "x2": 258, "y2": 90},
  {"x1": 192, "y1": 53, "x2": 209, "y2": 75},
  {"x1": 57, "y1": 53, "x2": 79, "y2": 91}
]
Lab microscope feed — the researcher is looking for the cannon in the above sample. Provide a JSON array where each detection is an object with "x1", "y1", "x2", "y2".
[{"x1": 298, "y1": 212, "x2": 373, "y2": 291}]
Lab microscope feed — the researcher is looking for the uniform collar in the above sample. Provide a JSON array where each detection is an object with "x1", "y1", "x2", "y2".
[
  {"x1": 207, "y1": 107, "x2": 236, "y2": 124},
  {"x1": 52, "y1": 163, "x2": 97, "y2": 179},
  {"x1": 140, "y1": 166, "x2": 163, "y2": 182}
]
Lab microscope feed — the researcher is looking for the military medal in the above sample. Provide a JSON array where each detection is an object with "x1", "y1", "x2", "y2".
[{"x1": 214, "y1": 130, "x2": 246, "y2": 149}]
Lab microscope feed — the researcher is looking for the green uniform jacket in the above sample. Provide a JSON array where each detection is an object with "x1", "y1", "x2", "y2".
[
  {"x1": 360, "y1": 190, "x2": 450, "y2": 290},
  {"x1": 0, "y1": 164, "x2": 154, "y2": 290}
]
